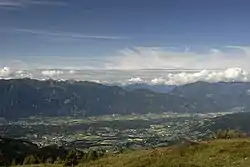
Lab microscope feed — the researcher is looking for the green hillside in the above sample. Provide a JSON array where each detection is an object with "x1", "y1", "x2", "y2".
[
  {"x1": 14, "y1": 139, "x2": 250, "y2": 167},
  {"x1": 196, "y1": 112, "x2": 250, "y2": 134},
  {"x1": 81, "y1": 139, "x2": 250, "y2": 167}
]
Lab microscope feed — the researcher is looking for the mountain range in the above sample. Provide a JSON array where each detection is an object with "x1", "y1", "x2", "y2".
[
  {"x1": 0, "y1": 79, "x2": 193, "y2": 120},
  {"x1": 1, "y1": 79, "x2": 250, "y2": 120}
]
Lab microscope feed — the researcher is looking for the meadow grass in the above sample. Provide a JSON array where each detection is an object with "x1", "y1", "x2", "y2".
[{"x1": 13, "y1": 139, "x2": 250, "y2": 167}]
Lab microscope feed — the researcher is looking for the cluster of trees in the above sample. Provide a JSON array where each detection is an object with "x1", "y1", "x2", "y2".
[
  {"x1": 0, "y1": 137, "x2": 106, "y2": 166},
  {"x1": 13, "y1": 149, "x2": 105, "y2": 166}
]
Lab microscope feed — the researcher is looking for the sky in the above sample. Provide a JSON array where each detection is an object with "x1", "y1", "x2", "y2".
[{"x1": 1, "y1": 0, "x2": 250, "y2": 84}]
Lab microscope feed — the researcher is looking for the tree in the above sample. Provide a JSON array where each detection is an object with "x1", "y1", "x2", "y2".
[
  {"x1": 46, "y1": 157, "x2": 54, "y2": 164},
  {"x1": 81, "y1": 150, "x2": 104, "y2": 163},
  {"x1": 54, "y1": 157, "x2": 63, "y2": 164},
  {"x1": 64, "y1": 150, "x2": 82, "y2": 167},
  {"x1": 0, "y1": 126, "x2": 8, "y2": 138},
  {"x1": 22, "y1": 155, "x2": 38, "y2": 165}
]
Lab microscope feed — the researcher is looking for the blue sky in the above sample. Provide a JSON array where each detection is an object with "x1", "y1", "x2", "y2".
[{"x1": 1, "y1": 0, "x2": 250, "y2": 70}]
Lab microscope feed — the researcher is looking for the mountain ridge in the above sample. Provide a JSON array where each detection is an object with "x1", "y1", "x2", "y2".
[
  {"x1": 0, "y1": 78, "x2": 195, "y2": 120},
  {"x1": 1, "y1": 79, "x2": 250, "y2": 119}
]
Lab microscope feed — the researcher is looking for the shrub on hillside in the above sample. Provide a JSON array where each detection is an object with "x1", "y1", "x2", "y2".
[{"x1": 211, "y1": 129, "x2": 247, "y2": 139}]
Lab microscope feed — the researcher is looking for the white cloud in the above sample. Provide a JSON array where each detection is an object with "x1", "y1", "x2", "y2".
[
  {"x1": 104, "y1": 46, "x2": 250, "y2": 70},
  {"x1": 128, "y1": 77, "x2": 143, "y2": 83},
  {"x1": 1, "y1": 66, "x2": 250, "y2": 85},
  {"x1": 0, "y1": 67, "x2": 33, "y2": 79},
  {"x1": 144, "y1": 67, "x2": 249, "y2": 85},
  {"x1": 0, "y1": 1, "x2": 23, "y2": 7},
  {"x1": 151, "y1": 78, "x2": 166, "y2": 85},
  {"x1": 3, "y1": 45, "x2": 249, "y2": 71},
  {"x1": 2, "y1": 46, "x2": 250, "y2": 85},
  {"x1": 0, "y1": 0, "x2": 67, "y2": 8},
  {"x1": 41, "y1": 70, "x2": 64, "y2": 77},
  {"x1": 0, "y1": 67, "x2": 12, "y2": 78},
  {"x1": 89, "y1": 80, "x2": 101, "y2": 83},
  {"x1": 26, "y1": 0, "x2": 67, "y2": 6},
  {"x1": 14, "y1": 28, "x2": 127, "y2": 40},
  {"x1": 68, "y1": 70, "x2": 75, "y2": 74}
]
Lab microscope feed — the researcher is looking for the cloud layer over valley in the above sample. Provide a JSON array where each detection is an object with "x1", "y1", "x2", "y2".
[
  {"x1": 1, "y1": 67, "x2": 250, "y2": 86},
  {"x1": 1, "y1": 46, "x2": 250, "y2": 85}
]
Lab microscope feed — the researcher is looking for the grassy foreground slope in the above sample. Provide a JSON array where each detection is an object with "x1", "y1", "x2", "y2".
[
  {"x1": 81, "y1": 139, "x2": 250, "y2": 167},
  {"x1": 14, "y1": 139, "x2": 250, "y2": 167}
]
